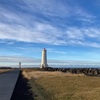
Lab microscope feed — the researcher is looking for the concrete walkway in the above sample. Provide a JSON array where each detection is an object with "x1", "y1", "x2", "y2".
[{"x1": 0, "y1": 69, "x2": 20, "y2": 100}]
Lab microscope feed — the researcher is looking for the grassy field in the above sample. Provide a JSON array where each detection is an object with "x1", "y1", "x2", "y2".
[
  {"x1": 0, "y1": 69, "x2": 13, "y2": 73},
  {"x1": 22, "y1": 69, "x2": 100, "y2": 100}
]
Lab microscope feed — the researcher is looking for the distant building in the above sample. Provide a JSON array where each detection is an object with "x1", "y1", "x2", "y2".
[
  {"x1": 19, "y1": 62, "x2": 21, "y2": 69},
  {"x1": 40, "y1": 48, "x2": 48, "y2": 68}
]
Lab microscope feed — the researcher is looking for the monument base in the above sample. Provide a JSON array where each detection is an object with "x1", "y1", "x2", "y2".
[{"x1": 40, "y1": 64, "x2": 48, "y2": 68}]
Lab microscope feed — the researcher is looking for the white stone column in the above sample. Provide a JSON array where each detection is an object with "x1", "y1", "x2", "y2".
[
  {"x1": 19, "y1": 62, "x2": 21, "y2": 69},
  {"x1": 40, "y1": 48, "x2": 48, "y2": 68}
]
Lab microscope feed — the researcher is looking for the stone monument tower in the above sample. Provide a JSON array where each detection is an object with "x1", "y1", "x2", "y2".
[{"x1": 40, "y1": 48, "x2": 48, "y2": 68}]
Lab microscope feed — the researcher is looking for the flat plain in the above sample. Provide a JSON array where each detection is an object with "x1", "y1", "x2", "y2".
[{"x1": 22, "y1": 69, "x2": 100, "y2": 100}]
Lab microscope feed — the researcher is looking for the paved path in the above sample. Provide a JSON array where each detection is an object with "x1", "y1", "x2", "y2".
[{"x1": 0, "y1": 69, "x2": 20, "y2": 100}]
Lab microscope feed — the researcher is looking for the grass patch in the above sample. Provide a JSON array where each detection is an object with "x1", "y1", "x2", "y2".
[
  {"x1": 22, "y1": 69, "x2": 100, "y2": 100},
  {"x1": 0, "y1": 69, "x2": 13, "y2": 73}
]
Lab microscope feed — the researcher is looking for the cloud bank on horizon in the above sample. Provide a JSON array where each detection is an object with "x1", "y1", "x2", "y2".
[
  {"x1": 0, "y1": 56, "x2": 100, "y2": 67},
  {"x1": 0, "y1": 0, "x2": 100, "y2": 63}
]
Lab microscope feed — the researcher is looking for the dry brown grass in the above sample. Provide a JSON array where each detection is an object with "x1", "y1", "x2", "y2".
[
  {"x1": 0, "y1": 69, "x2": 13, "y2": 73},
  {"x1": 22, "y1": 70, "x2": 84, "y2": 79},
  {"x1": 22, "y1": 69, "x2": 100, "y2": 100}
]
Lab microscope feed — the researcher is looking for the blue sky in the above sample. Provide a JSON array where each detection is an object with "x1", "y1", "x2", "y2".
[{"x1": 0, "y1": 0, "x2": 100, "y2": 66}]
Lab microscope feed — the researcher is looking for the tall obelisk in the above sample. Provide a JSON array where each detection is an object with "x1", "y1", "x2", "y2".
[
  {"x1": 40, "y1": 48, "x2": 48, "y2": 68},
  {"x1": 19, "y1": 62, "x2": 21, "y2": 69}
]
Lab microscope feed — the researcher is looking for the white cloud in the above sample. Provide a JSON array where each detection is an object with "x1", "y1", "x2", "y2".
[
  {"x1": 23, "y1": 0, "x2": 70, "y2": 17},
  {"x1": 75, "y1": 6, "x2": 96, "y2": 22},
  {"x1": 66, "y1": 27, "x2": 84, "y2": 40},
  {"x1": 0, "y1": 7, "x2": 25, "y2": 24},
  {"x1": 0, "y1": 22, "x2": 65, "y2": 45},
  {"x1": 1, "y1": 21, "x2": 100, "y2": 48},
  {"x1": 23, "y1": 0, "x2": 95, "y2": 21},
  {"x1": 0, "y1": 0, "x2": 99, "y2": 48},
  {"x1": 0, "y1": 39, "x2": 15, "y2": 45},
  {"x1": 0, "y1": 56, "x2": 34, "y2": 62},
  {"x1": 47, "y1": 48, "x2": 66, "y2": 54}
]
